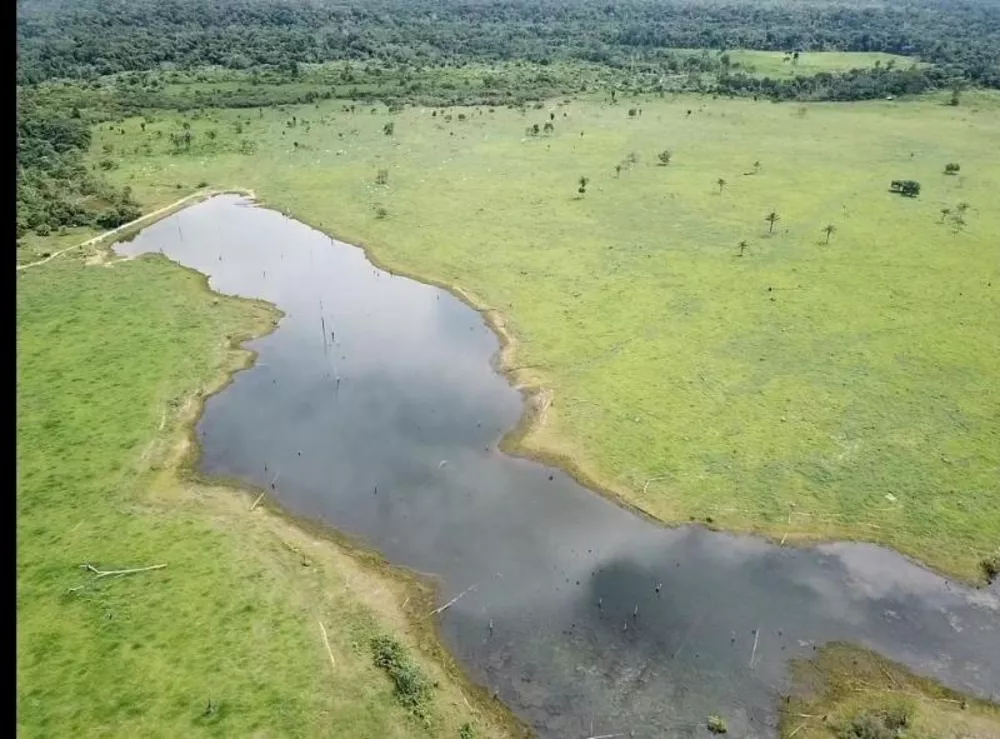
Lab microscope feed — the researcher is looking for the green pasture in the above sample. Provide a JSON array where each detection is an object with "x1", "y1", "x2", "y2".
[{"x1": 87, "y1": 89, "x2": 1000, "y2": 581}]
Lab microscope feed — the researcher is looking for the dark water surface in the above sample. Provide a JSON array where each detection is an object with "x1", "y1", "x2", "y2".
[{"x1": 116, "y1": 195, "x2": 999, "y2": 738}]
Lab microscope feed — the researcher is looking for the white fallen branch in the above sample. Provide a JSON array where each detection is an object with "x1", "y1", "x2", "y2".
[
  {"x1": 250, "y1": 492, "x2": 265, "y2": 511},
  {"x1": 749, "y1": 627, "x2": 760, "y2": 669},
  {"x1": 318, "y1": 620, "x2": 336, "y2": 670},
  {"x1": 429, "y1": 584, "x2": 478, "y2": 616},
  {"x1": 642, "y1": 476, "x2": 667, "y2": 495},
  {"x1": 81, "y1": 563, "x2": 167, "y2": 579}
]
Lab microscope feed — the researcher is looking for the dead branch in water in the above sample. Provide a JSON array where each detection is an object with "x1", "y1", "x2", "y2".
[
  {"x1": 81, "y1": 563, "x2": 167, "y2": 579},
  {"x1": 429, "y1": 584, "x2": 478, "y2": 616},
  {"x1": 318, "y1": 620, "x2": 336, "y2": 670},
  {"x1": 250, "y1": 493, "x2": 265, "y2": 511},
  {"x1": 749, "y1": 627, "x2": 760, "y2": 669}
]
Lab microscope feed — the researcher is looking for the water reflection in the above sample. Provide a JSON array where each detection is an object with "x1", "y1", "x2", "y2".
[{"x1": 116, "y1": 196, "x2": 998, "y2": 738}]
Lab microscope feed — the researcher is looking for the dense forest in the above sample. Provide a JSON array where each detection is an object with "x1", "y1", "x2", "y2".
[
  {"x1": 15, "y1": 0, "x2": 1000, "y2": 243},
  {"x1": 17, "y1": 91, "x2": 140, "y2": 240},
  {"x1": 17, "y1": 0, "x2": 1000, "y2": 88}
]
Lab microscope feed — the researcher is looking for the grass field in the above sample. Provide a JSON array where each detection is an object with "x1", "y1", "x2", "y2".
[
  {"x1": 715, "y1": 50, "x2": 922, "y2": 79},
  {"x1": 16, "y1": 251, "x2": 518, "y2": 738},
  {"x1": 82, "y1": 88, "x2": 1000, "y2": 582},
  {"x1": 780, "y1": 644, "x2": 1000, "y2": 739}
]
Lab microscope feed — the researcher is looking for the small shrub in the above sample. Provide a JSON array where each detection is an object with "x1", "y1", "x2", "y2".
[
  {"x1": 370, "y1": 636, "x2": 431, "y2": 716},
  {"x1": 459, "y1": 723, "x2": 476, "y2": 739},
  {"x1": 374, "y1": 205, "x2": 389, "y2": 219},
  {"x1": 657, "y1": 149, "x2": 672, "y2": 166},
  {"x1": 375, "y1": 168, "x2": 389, "y2": 186},
  {"x1": 707, "y1": 715, "x2": 728, "y2": 734},
  {"x1": 981, "y1": 553, "x2": 1000, "y2": 584},
  {"x1": 95, "y1": 204, "x2": 142, "y2": 229},
  {"x1": 944, "y1": 162, "x2": 961, "y2": 175},
  {"x1": 837, "y1": 704, "x2": 911, "y2": 739},
  {"x1": 196, "y1": 180, "x2": 209, "y2": 188}
]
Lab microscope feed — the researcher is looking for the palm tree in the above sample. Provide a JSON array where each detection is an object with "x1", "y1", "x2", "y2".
[
  {"x1": 822, "y1": 224, "x2": 836, "y2": 244},
  {"x1": 717, "y1": 178, "x2": 727, "y2": 194},
  {"x1": 738, "y1": 240, "x2": 748, "y2": 257},
  {"x1": 765, "y1": 211, "x2": 780, "y2": 233}
]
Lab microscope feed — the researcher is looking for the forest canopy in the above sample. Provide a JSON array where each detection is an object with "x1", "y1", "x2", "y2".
[{"x1": 16, "y1": 0, "x2": 1000, "y2": 88}]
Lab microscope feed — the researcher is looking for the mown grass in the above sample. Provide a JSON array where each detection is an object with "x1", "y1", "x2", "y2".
[
  {"x1": 780, "y1": 644, "x2": 1000, "y2": 738},
  {"x1": 88, "y1": 88, "x2": 1000, "y2": 581},
  {"x1": 16, "y1": 251, "x2": 516, "y2": 738}
]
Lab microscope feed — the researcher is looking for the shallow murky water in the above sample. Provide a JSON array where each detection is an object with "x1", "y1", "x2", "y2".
[{"x1": 116, "y1": 195, "x2": 999, "y2": 738}]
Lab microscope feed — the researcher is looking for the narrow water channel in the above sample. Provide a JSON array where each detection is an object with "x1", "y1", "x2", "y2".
[{"x1": 115, "y1": 195, "x2": 999, "y2": 738}]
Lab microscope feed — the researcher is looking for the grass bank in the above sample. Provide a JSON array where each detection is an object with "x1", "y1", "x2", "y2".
[
  {"x1": 16, "y1": 247, "x2": 520, "y2": 737},
  {"x1": 88, "y1": 89, "x2": 1000, "y2": 582},
  {"x1": 780, "y1": 644, "x2": 1000, "y2": 739}
]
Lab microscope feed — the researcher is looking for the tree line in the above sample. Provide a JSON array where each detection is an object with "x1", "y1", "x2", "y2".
[
  {"x1": 17, "y1": 91, "x2": 140, "y2": 240},
  {"x1": 17, "y1": 0, "x2": 1000, "y2": 89}
]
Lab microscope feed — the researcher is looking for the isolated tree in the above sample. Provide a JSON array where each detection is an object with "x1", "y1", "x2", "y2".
[
  {"x1": 543, "y1": 122, "x2": 554, "y2": 133},
  {"x1": 944, "y1": 162, "x2": 961, "y2": 175},
  {"x1": 578, "y1": 175, "x2": 589, "y2": 195},
  {"x1": 532, "y1": 123, "x2": 540, "y2": 135},
  {"x1": 738, "y1": 240, "x2": 748, "y2": 257},
  {"x1": 765, "y1": 211, "x2": 781, "y2": 233},
  {"x1": 628, "y1": 108, "x2": 637, "y2": 117},
  {"x1": 550, "y1": 112, "x2": 555, "y2": 121},
  {"x1": 939, "y1": 207, "x2": 951, "y2": 223},
  {"x1": 822, "y1": 224, "x2": 836, "y2": 244},
  {"x1": 717, "y1": 178, "x2": 727, "y2": 194},
  {"x1": 383, "y1": 121, "x2": 394, "y2": 136},
  {"x1": 657, "y1": 150, "x2": 672, "y2": 166}
]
